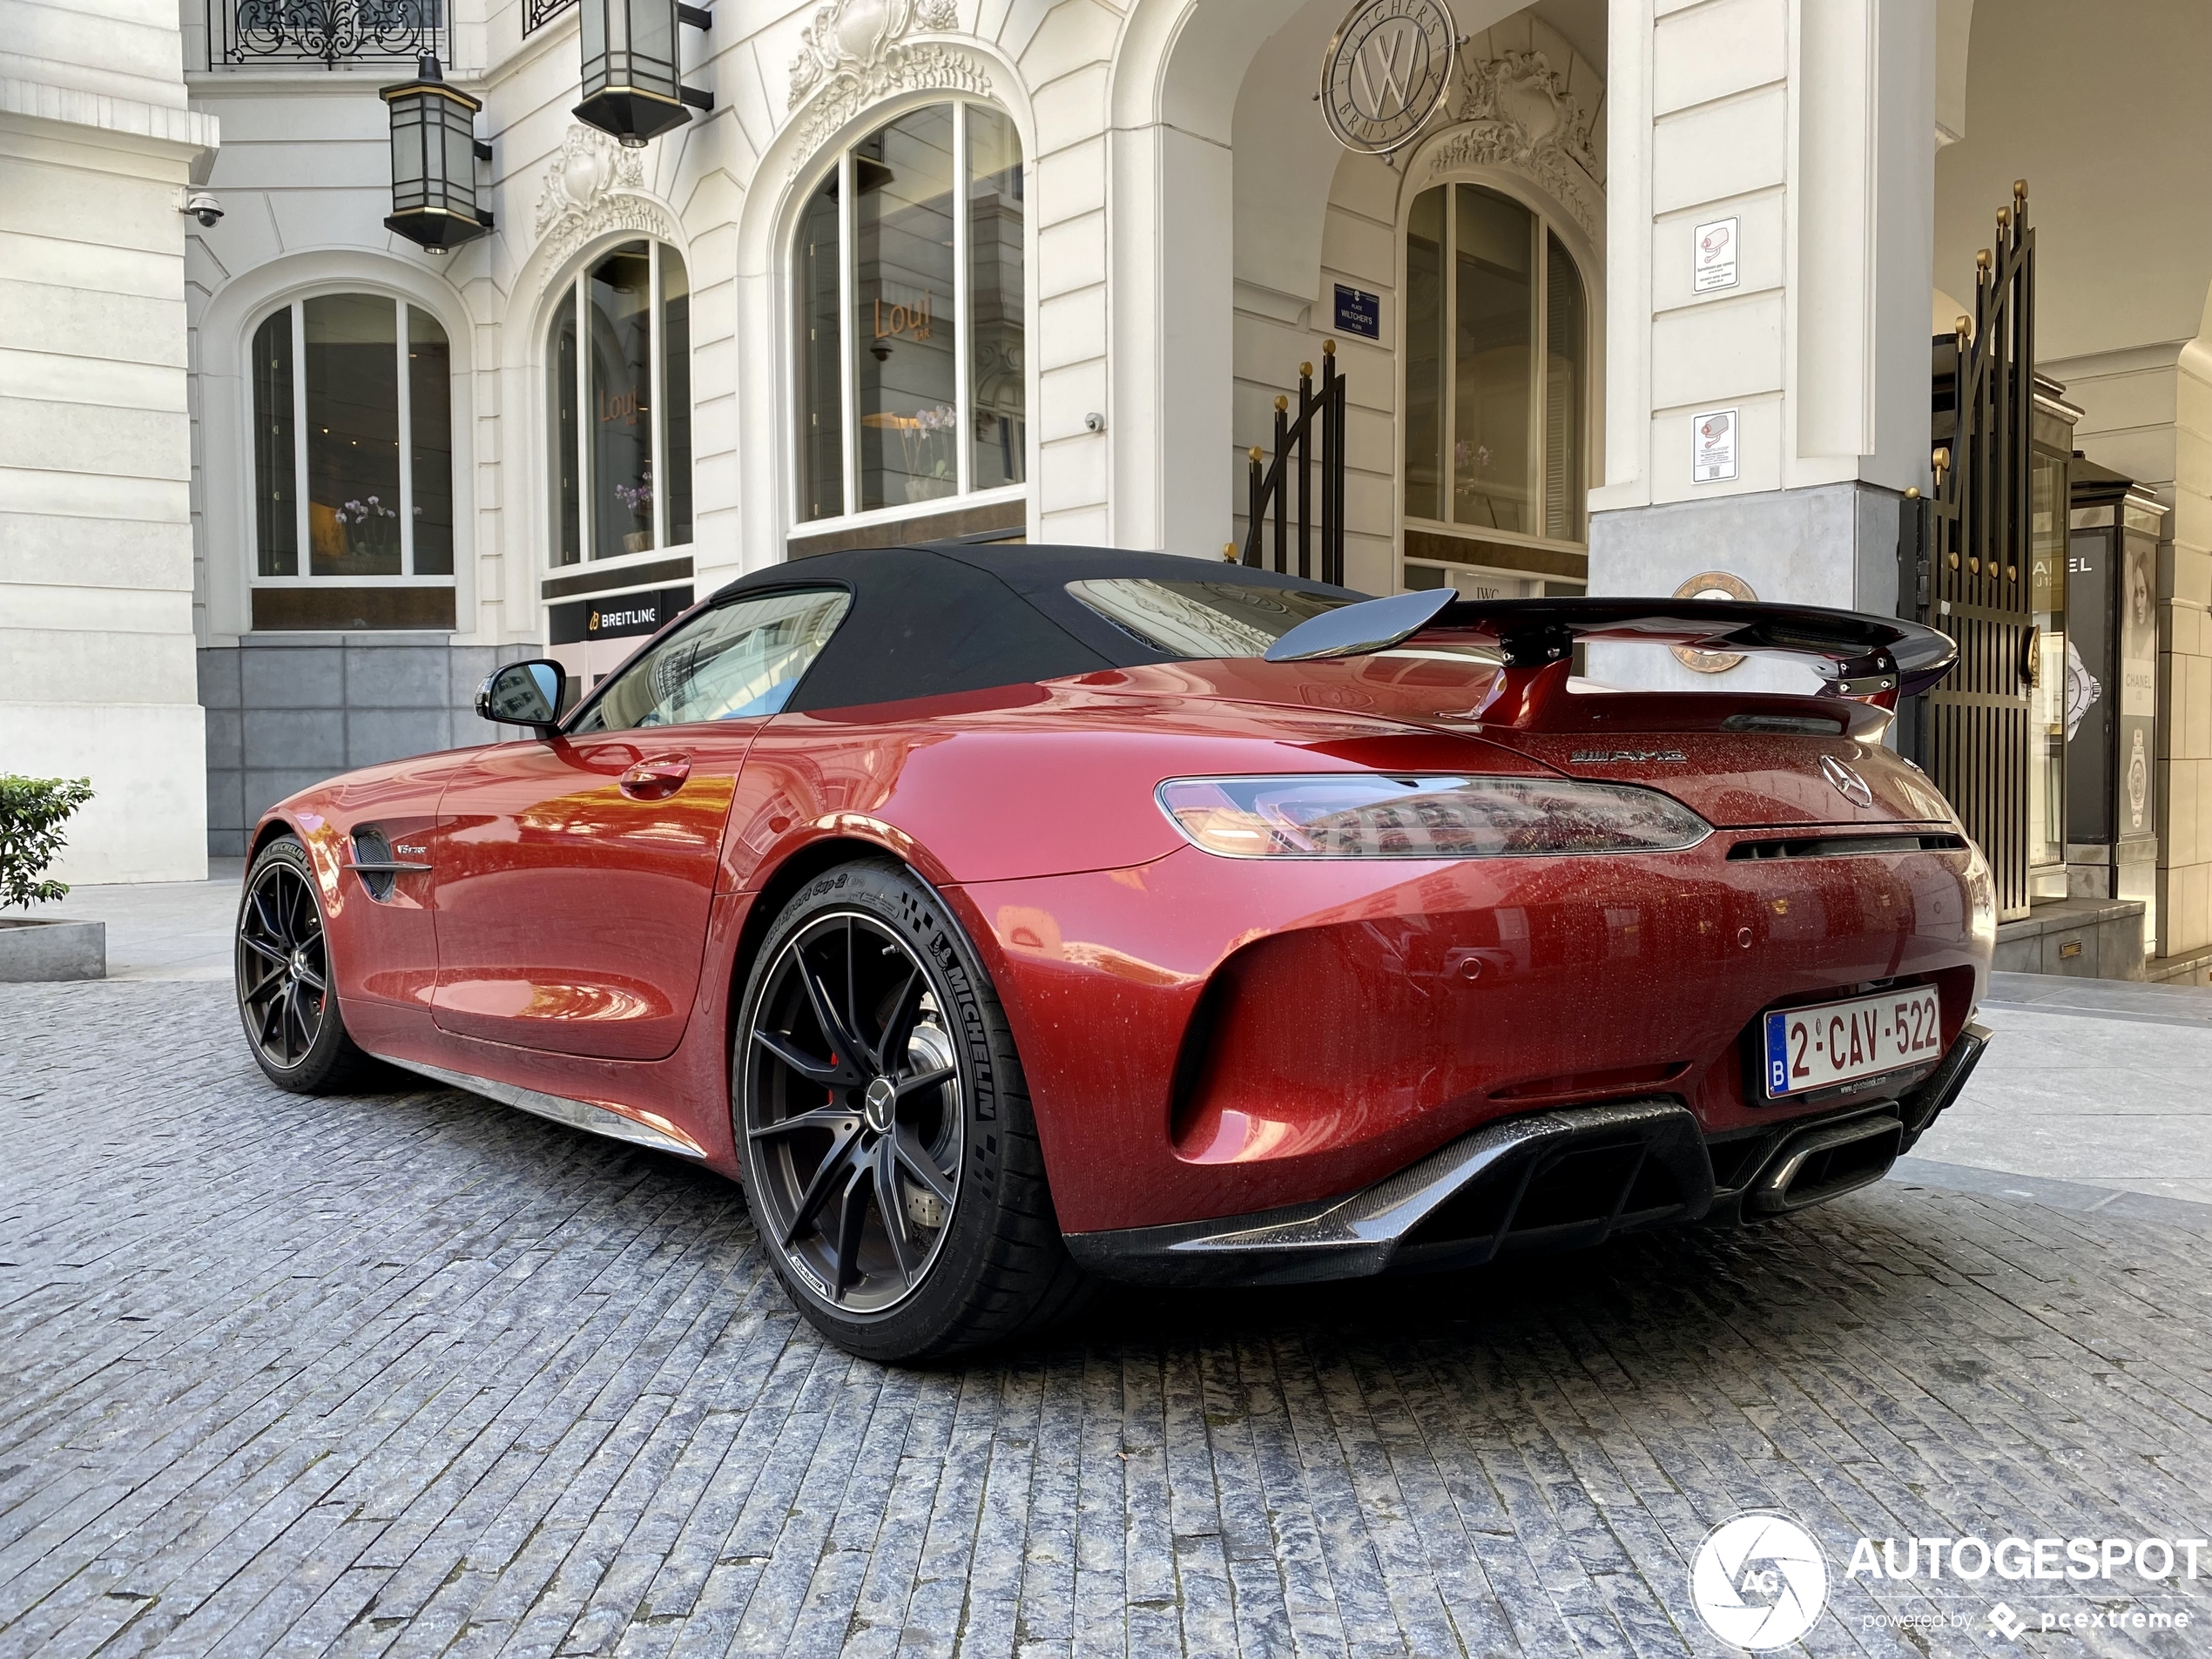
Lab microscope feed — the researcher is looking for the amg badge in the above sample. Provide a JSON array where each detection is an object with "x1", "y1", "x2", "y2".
[{"x1": 1570, "y1": 749, "x2": 1687, "y2": 764}]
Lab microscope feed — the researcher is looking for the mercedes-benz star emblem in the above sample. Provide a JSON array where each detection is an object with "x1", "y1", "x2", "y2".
[
  {"x1": 1318, "y1": 0, "x2": 1457, "y2": 157},
  {"x1": 863, "y1": 1076, "x2": 898, "y2": 1135},
  {"x1": 1821, "y1": 754, "x2": 1874, "y2": 807}
]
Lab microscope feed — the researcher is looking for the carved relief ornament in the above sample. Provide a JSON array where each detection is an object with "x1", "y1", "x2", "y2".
[
  {"x1": 1423, "y1": 50, "x2": 1602, "y2": 241},
  {"x1": 784, "y1": 0, "x2": 989, "y2": 175},
  {"x1": 533, "y1": 125, "x2": 677, "y2": 272}
]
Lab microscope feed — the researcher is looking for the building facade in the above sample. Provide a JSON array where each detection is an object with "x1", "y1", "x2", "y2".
[
  {"x1": 160, "y1": 0, "x2": 1621, "y2": 861},
  {"x1": 8, "y1": 0, "x2": 2212, "y2": 971}
]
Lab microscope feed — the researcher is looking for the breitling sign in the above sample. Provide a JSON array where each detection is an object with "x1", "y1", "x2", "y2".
[{"x1": 1319, "y1": 0, "x2": 1457, "y2": 156}]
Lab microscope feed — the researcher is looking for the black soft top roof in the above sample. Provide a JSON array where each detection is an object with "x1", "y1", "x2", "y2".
[{"x1": 705, "y1": 543, "x2": 1364, "y2": 712}]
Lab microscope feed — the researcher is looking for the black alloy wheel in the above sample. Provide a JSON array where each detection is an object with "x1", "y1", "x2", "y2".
[
  {"x1": 744, "y1": 910, "x2": 964, "y2": 1314},
  {"x1": 235, "y1": 836, "x2": 374, "y2": 1093},
  {"x1": 734, "y1": 860, "x2": 1092, "y2": 1360}
]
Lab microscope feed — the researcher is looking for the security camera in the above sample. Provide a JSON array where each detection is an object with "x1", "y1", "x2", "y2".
[{"x1": 181, "y1": 190, "x2": 223, "y2": 228}]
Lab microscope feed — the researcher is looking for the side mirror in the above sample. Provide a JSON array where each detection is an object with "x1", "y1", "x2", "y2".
[{"x1": 476, "y1": 660, "x2": 564, "y2": 736}]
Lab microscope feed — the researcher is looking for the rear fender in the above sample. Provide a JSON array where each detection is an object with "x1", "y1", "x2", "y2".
[{"x1": 723, "y1": 700, "x2": 1548, "y2": 887}]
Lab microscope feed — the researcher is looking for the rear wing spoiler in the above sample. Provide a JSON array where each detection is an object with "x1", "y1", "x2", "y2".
[{"x1": 1265, "y1": 591, "x2": 1956, "y2": 702}]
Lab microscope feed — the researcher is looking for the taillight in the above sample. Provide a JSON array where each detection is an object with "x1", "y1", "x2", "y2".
[{"x1": 1156, "y1": 775, "x2": 1711, "y2": 860}]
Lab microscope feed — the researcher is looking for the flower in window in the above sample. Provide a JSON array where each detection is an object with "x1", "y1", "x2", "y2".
[{"x1": 615, "y1": 459, "x2": 655, "y2": 517}]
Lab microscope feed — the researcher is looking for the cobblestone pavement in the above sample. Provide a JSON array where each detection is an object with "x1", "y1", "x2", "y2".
[{"x1": 6, "y1": 981, "x2": 2212, "y2": 1658}]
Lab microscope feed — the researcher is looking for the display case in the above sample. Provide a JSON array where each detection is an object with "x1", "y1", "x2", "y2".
[
  {"x1": 2026, "y1": 379, "x2": 2080, "y2": 900},
  {"x1": 2066, "y1": 457, "x2": 2165, "y2": 948}
]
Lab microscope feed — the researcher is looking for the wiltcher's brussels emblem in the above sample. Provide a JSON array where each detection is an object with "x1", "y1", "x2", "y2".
[{"x1": 1319, "y1": 0, "x2": 1457, "y2": 156}]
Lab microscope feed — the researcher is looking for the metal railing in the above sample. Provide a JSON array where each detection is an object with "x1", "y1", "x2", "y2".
[
  {"x1": 525, "y1": 0, "x2": 577, "y2": 35},
  {"x1": 1239, "y1": 343, "x2": 1346, "y2": 585},
  {"x1": 211, "y1": 0, "x2": 442, "y2": 68}
]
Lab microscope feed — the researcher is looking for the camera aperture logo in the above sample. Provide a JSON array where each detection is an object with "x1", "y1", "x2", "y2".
[{"x1": 1691, "y1": 1514, "x2": 1830, "y2": 1649}]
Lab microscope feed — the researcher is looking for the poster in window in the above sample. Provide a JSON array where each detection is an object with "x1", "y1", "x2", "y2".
[{"x1": 2119, "y1": 531, "x2": 2157, "y2": 835}]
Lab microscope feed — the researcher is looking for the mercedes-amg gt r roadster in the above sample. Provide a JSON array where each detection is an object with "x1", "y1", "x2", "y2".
[{"x1": 234, "y1": 544, "x2": 1994, "y2": 1360}]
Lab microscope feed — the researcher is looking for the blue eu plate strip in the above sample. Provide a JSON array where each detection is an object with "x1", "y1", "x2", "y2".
[{"x1": 1763, "y1": 1012, "x2": 1792, "y2": 1097}]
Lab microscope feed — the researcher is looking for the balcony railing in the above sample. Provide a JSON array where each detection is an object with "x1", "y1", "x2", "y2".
[
  {"x1": 525, "y1": 0, "x2": 577, "y2": 34},
  {"x1": 211, "y1": 0, "x2": 443, "y2": 68}
]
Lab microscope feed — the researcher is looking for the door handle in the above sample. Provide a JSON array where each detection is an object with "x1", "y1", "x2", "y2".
[{"x1": 617, "y1": 754, "x2": 691, "y2": 799}]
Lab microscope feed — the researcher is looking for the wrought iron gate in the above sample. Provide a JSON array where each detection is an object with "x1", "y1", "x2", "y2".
[
  {"x1": 1240, "y1": 343, "x2": 1346, "y2": 585},
  {"x1": 1903, "y1": 181, "x2": 2037, "y2": 921}
]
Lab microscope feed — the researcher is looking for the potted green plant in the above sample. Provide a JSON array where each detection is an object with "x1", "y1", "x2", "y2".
[{"x1": 0, "y1": 776, "x2": 105, "y2": 981}]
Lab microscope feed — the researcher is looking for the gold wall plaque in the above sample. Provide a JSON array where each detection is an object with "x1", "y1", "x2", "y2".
[{"x1": 1669, "y1": 570, "x2": 1757, "y2": 673}]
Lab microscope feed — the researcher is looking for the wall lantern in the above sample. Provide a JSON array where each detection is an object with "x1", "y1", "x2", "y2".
[
  {"x1": 380, "y1": 55, "x2": 495, "y2": 253},
  {"x1": 574, "y1": 0, "x2": 714, "y2": 149}
]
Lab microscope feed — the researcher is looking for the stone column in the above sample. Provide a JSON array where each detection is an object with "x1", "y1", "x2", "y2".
[
  {"x1": 1589, "y1": 0, "x2": 1934, "y2": 689},
  {"x1": 0, "y1": 1, "x2": 216, "y2": 880}
]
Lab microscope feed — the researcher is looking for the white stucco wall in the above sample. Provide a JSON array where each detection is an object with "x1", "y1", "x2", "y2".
[
  {"x1": 1594, "y1": 0, "x2": 1933, "y2": 526},
  {"x1": 1, "y1": 0, "x2": 214, "y2": 882},
  {"x1": 1587, "y1": 0, "x2": 1933, "y2": 695}
]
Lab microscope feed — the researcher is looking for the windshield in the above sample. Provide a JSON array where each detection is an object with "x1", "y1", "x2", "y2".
[
  {"x1": 1065, "y1": 578, "x2": 1356, "y2": 658},
  {"x1": 571, "y1": 589, "x2": 852, "y2": 732}
]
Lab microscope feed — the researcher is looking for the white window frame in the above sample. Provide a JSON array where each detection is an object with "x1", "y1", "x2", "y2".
[
  {"x1": 248, "y1": 292, "x2": 455, "y2": 589},
  {"x1": 1398, "y1": 177, "x2": 1591, "y2": 574},
  {"x1": 789, "y1": 96, "x2": 1029, "y2": 535},
  {"x1": 548, "y1": 238, "x2": 695, "y2": 570}
]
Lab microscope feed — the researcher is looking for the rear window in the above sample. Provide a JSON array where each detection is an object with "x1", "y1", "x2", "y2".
[{"x1": 1065, "y1": 578, "x2": 1354, "y2": 658}]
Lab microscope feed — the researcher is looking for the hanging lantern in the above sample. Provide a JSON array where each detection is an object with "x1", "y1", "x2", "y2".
[
  {"x1": 574, "y1": 0, "x2": 713, "y2": 149},
  {"x1": 380, "y1": 55, "x2": 494, "y2": 252}
]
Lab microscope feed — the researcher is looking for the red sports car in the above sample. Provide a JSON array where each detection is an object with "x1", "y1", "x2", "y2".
[{"x1": 235, "y1": 544, "x2": 1994, "y2": 1361}]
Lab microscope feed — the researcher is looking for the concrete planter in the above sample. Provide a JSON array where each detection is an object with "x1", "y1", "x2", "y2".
[{"x1": 0, "y1": 916, "x2": 106, "y2": 982}]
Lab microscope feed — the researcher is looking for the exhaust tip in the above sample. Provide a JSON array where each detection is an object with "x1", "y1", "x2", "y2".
[{"x1": 1747, "y1": 1109, "x2": 1903, "y2": 1215}]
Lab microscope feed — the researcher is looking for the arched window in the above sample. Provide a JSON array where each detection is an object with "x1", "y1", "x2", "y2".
[
  {"x1": 1403, "y1": 182, "x2": 1587, "y2": 588},
  {"x1": 546, "y1": 239, "x2": 693, "y2": 565},
  {"x1": 794, "y1": 99, "x2": 1027, "y2": 524},
  {"x1": 251, "y1": 293, "x2": 452, "y2": 580}
]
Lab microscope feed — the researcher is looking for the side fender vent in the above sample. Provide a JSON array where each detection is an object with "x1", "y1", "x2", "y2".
[{"x1": 352, "y1": 828, "x2": 396, "y2": 902}]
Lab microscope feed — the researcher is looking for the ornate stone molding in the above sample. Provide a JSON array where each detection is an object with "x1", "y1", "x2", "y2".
[
  {"x1": 538, "y1": 194, "x2": 681, "y2": 273},
  {"x1": 530, "y1": 125, "x2": 673, "y2": 272},
  {"x1": 1424, "y1": 50, "x2": 1602, "y2": 242},
  {"x1": 782, "y1": 0, "x2": 987, "y2": 175},
  {"x1": 789, "y1": 0, "x2": 957, "y2": 108},
  {"x1": 536, "y1": 125, "x2": 648, "y2": 238}
]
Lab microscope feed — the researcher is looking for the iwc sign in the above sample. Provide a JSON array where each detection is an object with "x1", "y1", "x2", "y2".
[{"x1": 1319, "y1": 0, "x2": 1457, "y2": 156}]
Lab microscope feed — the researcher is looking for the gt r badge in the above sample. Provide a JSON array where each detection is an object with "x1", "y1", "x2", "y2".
[
  {"x1": 1821, "y1": 755, "x2": 1874, "y2": 806},
  {"x1": 1571, "y1": 749, "x2": 1686, "y2": 764}
]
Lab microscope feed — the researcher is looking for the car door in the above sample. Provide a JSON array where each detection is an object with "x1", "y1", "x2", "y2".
[{"x1": 430, "y1": 587, "x2": 853, "y2": 1060}]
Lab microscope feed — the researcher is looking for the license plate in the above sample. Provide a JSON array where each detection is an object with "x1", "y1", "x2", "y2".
[{"x1": 1763, "y1": 985, "x2": 1943, "y2": 1098}]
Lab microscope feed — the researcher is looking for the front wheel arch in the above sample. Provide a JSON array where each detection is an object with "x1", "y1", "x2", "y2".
[
  {"x1": 725, "y1": 835, "x2": 932, "y2": 1064},
  {"x1": 246, "y1": 814, "x2": 303, "y2": 867}
]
